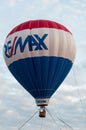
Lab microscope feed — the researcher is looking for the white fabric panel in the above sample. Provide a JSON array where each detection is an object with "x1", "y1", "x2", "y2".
[{"x1": 4, "y1": 28, "x2": 76, "y2": 66}]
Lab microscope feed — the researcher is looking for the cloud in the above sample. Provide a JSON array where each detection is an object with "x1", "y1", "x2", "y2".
[
  {"x1": 48, "y1": 84, "x2": 86, "y2": 129},
  {"x1": 0, "y1": 0, "x2": 86, "y2": 130},
  {"x1": 9, "y1": 0, "x2": 17, "y2": 7},
  {"x1": 0, "y1": 70, "x2": 86, "y2": 130}
]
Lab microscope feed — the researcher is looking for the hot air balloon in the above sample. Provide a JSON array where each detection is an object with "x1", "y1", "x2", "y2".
[{"x1": 3, "y1": 20, "x2": 76, "y2": 117}]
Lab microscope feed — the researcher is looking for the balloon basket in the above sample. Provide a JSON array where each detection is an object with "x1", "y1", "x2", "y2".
[{"x1": 39, "y1": 106, "x2": 46, "y2": 118}]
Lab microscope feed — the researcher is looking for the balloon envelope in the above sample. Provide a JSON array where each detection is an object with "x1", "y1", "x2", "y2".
[{"x1": 3, "y1": 20, "x2": 76, "y2": 106}]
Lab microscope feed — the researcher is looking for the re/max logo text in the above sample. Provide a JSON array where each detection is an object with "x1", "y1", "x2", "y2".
[{"x1": 4, "y1": 34, "x2": 48, "y2": 58}]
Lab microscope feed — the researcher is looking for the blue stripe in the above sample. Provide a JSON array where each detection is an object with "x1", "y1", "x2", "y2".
[{"x1": 8, "y1": 56, "x2": 73, "y2": 99}]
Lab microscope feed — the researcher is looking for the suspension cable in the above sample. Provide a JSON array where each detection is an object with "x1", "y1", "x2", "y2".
[
  {"x1": 46, "y1": 108, "x2": 62, "y2": 130},
  {"x1": 46, "y1": 108, "x2": 74, "y2": 130},
  {"x1": 72, "y1": 68, "x2": 86, "y2": 115},
  {"x1": 40, "y1": 118, "x2": 43, "y2": 130},
  {"x1": 46, "y1": 108, "x2": 58, "y2": 124},
  {"x1": 17, "y1": 110, "x2": 38, "y2": 130}
]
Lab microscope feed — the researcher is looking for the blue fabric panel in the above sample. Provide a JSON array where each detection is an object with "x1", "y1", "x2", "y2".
[{"x1": 8, "y1": 56, "x2": 72, "y2": 99}]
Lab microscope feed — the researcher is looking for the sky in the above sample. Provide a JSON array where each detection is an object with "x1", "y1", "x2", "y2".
[{"x1": 0, "y1": 0, "x2": 86, "y2": 130}]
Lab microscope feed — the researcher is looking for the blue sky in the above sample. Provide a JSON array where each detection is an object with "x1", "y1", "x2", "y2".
[{"x1": 0, "y1": 0, "x2": 86, "y2": 130}]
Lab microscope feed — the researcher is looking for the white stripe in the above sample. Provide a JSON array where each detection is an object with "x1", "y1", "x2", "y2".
[{"x1": 4, "y1": 28, "x2": 76, "y2": 66}]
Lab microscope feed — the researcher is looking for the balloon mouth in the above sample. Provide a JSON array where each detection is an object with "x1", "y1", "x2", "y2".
[{"x1": 35, "y1": 98, "x2": 49, "y2": 106}]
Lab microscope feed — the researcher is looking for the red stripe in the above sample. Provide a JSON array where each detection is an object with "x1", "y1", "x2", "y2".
[
  {"x1": 7, "y1": 20, "x2": 72, "y2": 37},
  {"x1": 10, "y1": 36, "x2": 18, "y2": 57}
]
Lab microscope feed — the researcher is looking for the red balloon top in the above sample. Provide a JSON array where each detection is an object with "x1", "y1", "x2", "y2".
[{"x1": 7, "y1": 20, "x2": 72, "y2": 37}]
